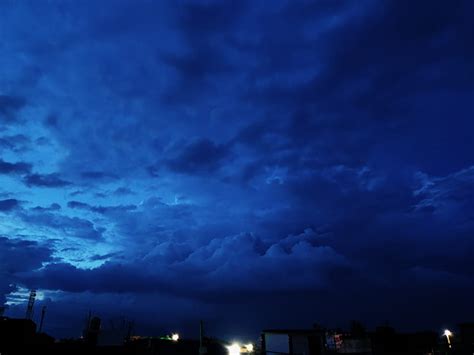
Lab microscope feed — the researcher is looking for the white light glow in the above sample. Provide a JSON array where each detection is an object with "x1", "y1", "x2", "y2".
[
  {"x1": 227, "y1": 343, "x2": 241, "y2": 355},
  {"x1": 245, "y1": 343, "x2": 254, "y2": 352},
  {"x1": 171, "y1": 333, "x2": 179, "y2": 341}
]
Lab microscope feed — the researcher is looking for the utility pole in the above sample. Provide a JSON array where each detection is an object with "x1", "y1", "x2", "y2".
[
  {"x1": 125, "y1": 320, "x2": 134, "y2": 342},
  {"x1": 39, "y1": 306, "x2": 47, "y2": 333},
  {"x1": 199, "y1": 320, "x2": 207, "y2": 354}
]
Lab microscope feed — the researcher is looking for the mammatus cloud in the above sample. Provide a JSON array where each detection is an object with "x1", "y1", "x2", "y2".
[{"x1": 19, "y1": 230, "x2": 347, "y2": 296}]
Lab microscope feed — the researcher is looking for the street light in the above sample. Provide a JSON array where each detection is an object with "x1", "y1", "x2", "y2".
[
  {"x1": 444, "y1": 329, "x2": 452, "y2": 348},
  {"x1": 171, "y1": 333, "x2": 179, "y2": 342},
  {"x1": 227, "y1": 343, "x2": 241, "y2": 355}
]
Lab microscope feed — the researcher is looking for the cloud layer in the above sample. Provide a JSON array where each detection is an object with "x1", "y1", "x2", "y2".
[{"x1": 0, "y1": 0, "x2": 473, "y2": 339}]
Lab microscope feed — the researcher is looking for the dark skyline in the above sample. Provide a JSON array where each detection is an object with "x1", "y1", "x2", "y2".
[{"x1": 0, "y1": 0, "x2": 473, "y2": 340}]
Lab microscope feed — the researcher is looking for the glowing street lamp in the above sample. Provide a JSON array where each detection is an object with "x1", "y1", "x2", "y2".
[
  {"x1": 171, "y1": 333, "x2": 179, "y2": 342},
  {"x1": 227, "y1": 343, "x2": 241, "y2": 355},
  {"x1": 444, "y1": 329, "x2": 452, "y2": 348},
  {"x1": 244, "y1": 343, "x2": 254, "y2": 353}
]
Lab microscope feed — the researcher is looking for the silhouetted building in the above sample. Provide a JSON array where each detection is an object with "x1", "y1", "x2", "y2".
[
  {"x1": 458, "y1": 323, "x2": 474, "y2": 355},
  {"x1": 326, "y1": 331, "x2": 372, "y2": 354},
  {"x1": 262, "y1": 329, "x2": 326, "y2": 355},
  {"x1": 370, "y1": 326, "x2": 437, "y2": 355},
  {"x1": 0, "y1": 317, "x2": 36, "y2": 345},
  {"x1": 125, "y1": 336, "x2": 228, "y2": 355}
]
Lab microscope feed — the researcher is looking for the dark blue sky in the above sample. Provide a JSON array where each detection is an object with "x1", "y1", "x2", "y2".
[{"x1": 1, "y1": 0, "x2": 473, "y2": 340}]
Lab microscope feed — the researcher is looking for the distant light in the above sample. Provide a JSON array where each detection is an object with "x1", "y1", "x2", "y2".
[
  {"x1": 171, "y1": 333, "x2": 179, "y2": 341},
  {"x1": 245, "y1": 343, "x2": 254, "y2": 352},
  {"x1": 227, "y1": 343, "x2": 241, "y2": 355},
  {"x1": 444, "y1": 330, "x2": 452, "y2": 348}
]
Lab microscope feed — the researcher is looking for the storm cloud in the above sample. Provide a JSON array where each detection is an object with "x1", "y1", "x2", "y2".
[{"x1": 0, "y1": 0, "x2": 473, "y2": 339}]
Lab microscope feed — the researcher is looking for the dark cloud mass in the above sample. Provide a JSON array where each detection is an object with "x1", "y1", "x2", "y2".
[
  {"x1": 166, "y1": 138, "x2": 231, "y2": 174},
  {"x1": 0, "y1": 237, "x2": 52, "y2": 273},
  {"x1": 0, "y1": 159, "x2": 31, "y2": 174},
  {"x1": 0, "y1": 0, "x2": 473, "y2": 340},
  {"x1": 0, "y1": 95, "x2": 26, "y2": 121},
  {"x1": 67, "y1": 200, "x2": 137, "y2": 214},
  {"x1": 31, "y1": 203, "x2": 62, "y2": 212},
  {"x1": 0, "y1": 198, "x2": 21, "y2": 211},
  {"x1": 23, "y1": 173, "x2": 71, "y2": 188},
  {"x1": 0, "y1": 237, "x2": 52, "y2": 306},
  {"x1": 0, "y1": 134, "x2": 31, "y2": 152},
  {"x1": 20, "y1": 211, "x2": 105, "y2": 240}
]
